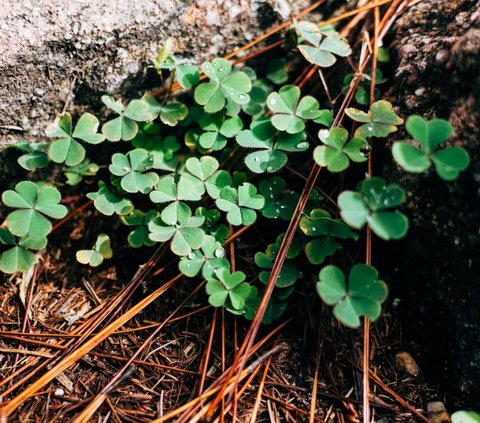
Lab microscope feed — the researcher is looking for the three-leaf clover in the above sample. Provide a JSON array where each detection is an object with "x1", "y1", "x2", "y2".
[
  {"x1": 87, "y1": 181, "x2": 134, "y2": 216},
  {"x1": 181, "y1": 156, "x2": 232, "y2": 199},
  {"x1": 148, "y1": 206, "x2": 205, "y2": 256},
  {"x1": 76, "y1": 234, "x2": 113, "y2": 267},
  {"x1": 149, "y1": 175, "x2": 203, "y2": 225},
  {"x1": 64, "y1": 158, "x2": 99, "y2": 186},
  {"x1": 109, "y1": 149, "x2": 159, "y2": 194},
  {"x1": 194, "y1": 58, "x2": 252, "y2": 113},
  {"x1": 215, "y1": 183, "x2": 265, "y2": 226},
  {"x1": 2, "y1": 181, "x2": 68, "y2": 239},
  {"x1": 198, "y1": 113, "x2": 243, "y2": 150},
  {"x1": 132, "y1": 123, "x2": 180, "y2": 171},
  {"x1": 392, "y1": 116, "x2": 470, "y2": 180},
  {"x1": 346, "y1": 100, "x2": 403, "y2": 138},
  {"x1": 317, "y1": 264, "x2": 388, "y2": 328},
  {"x1": 314, "y1": 127, "x2": 368, "y2": 172},
  {"x1": 101, "y1": 96, "x2": 154, "y2": 141},
  {"x1": 11, "y1": 141, "x2": 50, "y2": 171},
  {"x1": 46, "y1": 113, "x2": 105, "y2": 165},
  {"x1": 120, "y1": 209, "x2": 159, "y2": 248},
  {"x1": 0, "y1": 228, "x2": 38, "y2": 274},
  {"x1": 259, "y1": 177, "x2": 299, "y2": 220},
  {"x1": 295, "y1": 21, "x2": 352, "y2": 67},
  {"x1": 205, "y1": 268, "x2": 253, "y2": 312},
  {"x1": 338, "y1": 177, "x2": 409, "y2": 240},
  {"x1": 255, "y1": 241, "x2": 300, "y2": 288},
  {"x1": 236, "y1": 116, "x2": 309, "y2": 173},
  {"x1": 267, "y1": 85, "x2": 321, "y2": 133},
  {"x1": 178, "y1": 235, "x2": 229, "y2": 278},
  {"x1": 300, "y1": 209, "x2": 358, "y2": 264},
  {"x1": 141, "y1": 94, "x2": 188, "y2": 126}
]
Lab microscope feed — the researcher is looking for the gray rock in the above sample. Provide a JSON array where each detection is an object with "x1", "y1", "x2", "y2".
[{"x1": 0, "y1": 0, "x2": 305, "y2": 146}]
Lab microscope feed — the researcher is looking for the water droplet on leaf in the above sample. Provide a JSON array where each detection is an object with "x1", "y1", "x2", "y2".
[{"x1": 214, "y1": 248, "x2": 224, "y2": 258}]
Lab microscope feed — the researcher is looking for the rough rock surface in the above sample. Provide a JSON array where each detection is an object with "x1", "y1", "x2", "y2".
[
  {"x1": 383, "y1": 0, "x2": 480, "y2": 408},
  {"x1": 0, "y1": 0, "x2": 305, "y2": 146}
]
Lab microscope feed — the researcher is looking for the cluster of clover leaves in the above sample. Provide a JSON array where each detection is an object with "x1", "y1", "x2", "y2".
[{"x1": 0, "y1": 20, "x2": 470, "y2": 329}]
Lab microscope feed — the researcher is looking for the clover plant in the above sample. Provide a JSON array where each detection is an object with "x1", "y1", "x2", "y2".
[
  {"x1": 194, "y1": 58, "x2": 252, "y2": 113},
  {"x1": 1, "y1": 26, "x2": 470, "y2": 337},
  {"x1": 205, "y1": 268, "x2": 253, "y2": 313},
  {"x1": 346, "y1": 100, "x2": 403, "y2": 138},
  {"x1": 295, "y1": 21, "x2": 352, "y2": 67},
  {"x1": 317, "y1": 264, "x2": 388, "y2": 328},
  {"x1": 267, "y1": 85, "x2": 321, "y2": 134},
  {"x1": 338, "y1": 177, "x2": 408, "y2": 240},
  {"x1": 392, "y1": 116, "x2": 470, "y2": 180},
  {"x1": 452, "y1": 411, "x2": 480, "y2": 423},
  {"x1": 236, "y1": 116, "x2": 309, "y2": 173},
  {"x1": 46, "y1": 113, "x2": 105, "y2": 165},
  {"x1": 76, "y1": 234, "x2": 113, "y2": 267},
  {"x1": 299, "y1": 209, "x2": 358, "y2": 264},
  {"x1": 313, "y1": 127, "x2": 368, "y2": 172}
]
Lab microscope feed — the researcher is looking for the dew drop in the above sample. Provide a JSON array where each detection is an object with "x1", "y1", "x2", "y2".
[
  {"x1": 311, "y1": 227, "x2": 316, "y2": 231},
  {"x1": 122, "y1": 166, "x2": 130, "y2": 172},
  {"x1": 217, "y1": 67, "x2": 224, "y2": 72},
  {"x1": 368, "y1": 126, "x2": 373, "y2": 132},
  {"x1": 188, "y1": 252, "x2": 196, "y2": 259},
  {"x1": 360, "y1": 142, "x2": 371, "y2": 157},
  {"x1": 296, "y1": 142, "x2": 308, "y2": 149},
  {"x1": 269, "y1": 98, "x2": 277, "y2": 107},
  {"x1": 254, "y1": 156, "x2": 260, "y2": 162},
  {"x1": 185, "y1": 263, "x2": 191, "y2": 268},
  {"x1": 214, "y1": 248, "x2": 224, "y2": 258},
  {"x1": 280, "y1": 205, "x2": 285, "y2": 209},
  {"x1": 267, "y1": 166, "x2": 273, "y2": 172},
  {"x1": 275, "y1": 208, "x2": 280, "y2": 214},
  {"x1": 319, "y1": 129, "x2": 330, "y2": 139},
  {"x1": 239, "y1": 94, "x2": 246, "y2": 100}
]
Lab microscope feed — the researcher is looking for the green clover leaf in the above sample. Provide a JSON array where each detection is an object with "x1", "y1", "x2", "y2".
[
  {"x1": 120, "y1": 209, "x2": 160, "y2": 248},
  {"x1": 194, "y1": 58, "x2": 252, "y2": 113},
  {"x1": 452, "y1": 411, "x2": 480, "y2": 423},
  {"x1": 255, "y1": 239, "x2": 300, "y2": 288},
  {"x1": 267, "y1": 85, "x2": 321, "y2": 134},
  {"x1": 197, "y1": 113, "x2": 243, "y2": 150},
  {"x1": 236, "y1": 116, "x2": 309, "y2": 173},
  {"x1": 87, "y1": 181, "x2": 134, "y2": 216},
  {"x1": 64, "y1": 158, "x2": 99, "y2": 186},
  {"x1": 46, "y1": 113, "x2": 105, "y2": 165},
  {"x1": 11, "y1": 141, "x2": 50, "y2": 171},
  {"x1": 300, "y1": 209, "x2": 358, "y2": 264},
  {"x1": 206, "y1": 268, "x2": 252, "y2": 311},
  {"x1": 266, "y1": 58, "x2": 289, "y2": 85},
  {"x1": 181, "y1": 156, "x2": 232, "y2": 200},
  {"x1": 195, "y1": 208, "x2": 230, "y2": 243},
  {"x1": 148, "y1": 206, "x2": 205, "y2": 256},
  {"x1": 178, "y1": 235, "x2": 229, "y2": 279},
  {"x1": 317, "y1": 264, "x2": 388, "y2": 328},
  {"x1": 259, "y1": 177, "x2": 299, "y2": 220},
  {"x1": 109, "y1": 148, "x2": 159, "y2": 194},
  {"x1": 76, "y1": 234, "x2": 113, "y2": 267},
  {"x1": 176, "y1": 64, "x2": 201, "y2": 89},
  {"x1": 132, "y1": 123, "x2": 180, "y2": 172},
  {"x1": 215, "y1": 182, "x2": 265, "y2": 226},
  {"x1": 0, "y1": 228, "x2": 38, "y2": 274},
  {"x1": 346, "y1": 100, "x2": 403, "y2": 138},
  {"x1": 101, "y1": 95, "x2": 154, "y2": 141},
  {"x1": 295, "y1": 21, "x2": 352, "y2": 67},
  {"x1": 314, "y1": 127, "x2": 368, "y2": 172},
  {"x1": 149, "y1": 175, "x2": 203, "y2": 225},
  {"x1": 2, "y1": 181, "x2": 68, "y2": 239},
  {"x1": 392, "y1": 116, "x2": 470, "y2": 180},
  {"x1": 338, "y1": 177, "x2": 409, "y2": 240},
  {"x1": 141, "y1": 94, "x2": 188, "y2": 127}
]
